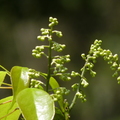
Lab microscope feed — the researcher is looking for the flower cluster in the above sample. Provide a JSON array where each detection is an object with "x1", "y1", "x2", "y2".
[
  {"x1": 51, "y1": 87, "x2": 70, "y2": 101},
  {"x1": 28, "y1": 68, "x2": 46, "y2": 89},
  {"x1": 49, "y1": 17, "x2": 58, "y2": 27},
  {"x1": 51, "y1": 55, "x2": 72, "y2": 81},
  {"x1": 52, "y1": 41, "x2": 66, "y2": 52},
  {"x1": 32, "y1": 17, "x2": 63, "y2": 59},
  {"x1": 76, "y1": 91, "x2": 86, "y2": 102},
  {"x1": 37, "y1": 17, "x2": 62, "y2": 41},
  {"x1": 32, "y1": 45, "x2": 45, "y2": 58},
  {"x1": 37, "y1": 28, "x2": 52, "y2": 41},
  {"x1": 71, "y1": 83, "x2": 86, "y2": 102},
  {"x1": 28, "y1": 69, "x2": 40, "y2": 78},
  {"x1": 30, "y1": 79, "x2": 45, "y2": 89},
  {"x1": 81, "y1": 39, "x2": 120, "y2": 86}
]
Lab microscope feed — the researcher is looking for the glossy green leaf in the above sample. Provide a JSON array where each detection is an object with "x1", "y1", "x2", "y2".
[
  {"x1": 0, "y1": 71, "x2": 7, "y2": 86},
  {"x1": 49, "y1": 77, "x2": 64, "y2": 112},
  {"x1": 16, "y1": 88, "x2": 55, "y2": 120},
  {"x1": 10, "y1": 66, "x2": 30, "y2": 105},
  {"x1": 0, "y1": 96, "x2": 21, "y2": 120}
]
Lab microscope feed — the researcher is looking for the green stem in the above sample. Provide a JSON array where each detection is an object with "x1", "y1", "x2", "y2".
[
  {"x1": 0, "y1": 65, "x2": 10, "y2": 76},
  {"x1": 46, "y1": 41, "x2": 52, "y2": 92},
  {"x1": 0, "y1": 87, "x2": 12, "y2": 89},
  {"x1": 2, "y1": 82, "x2": 12, "y2": 86},
  {"x1": 80, "y1": 56, "x2": 90, "y2": 78},
  {"x1": 46, "y1": 29, "x2": 53, "y2": 92},
  {"x1": 69, "y1": 56, "x2": 90, "y2": 110},
  {"x1": 69, "y1": 93, "x2": 78, "y2": 111}
]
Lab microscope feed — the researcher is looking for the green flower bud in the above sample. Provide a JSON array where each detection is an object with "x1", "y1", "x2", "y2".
[
  {"x1": 56, "y1": 31, "x2": 63, "y2": 37},
  {"x1": 117, "y1": 76, "x2": 120, "y2": 81},
  {"x1": 36, "y1": 54, "x2": 41, "y2": 58},
  {"x1": 37, "y1": 36, "x2": 45, "y2": 41},
  {"x1": 32, "y1": 52, "x2": 36, "y2": 57},
  {"x1": 94, "y1": 39, "x2": 99, "y2": 44},
  {"x1": 97, "y1": 47, "x2": 102, "y2": 51},
  {"x1": 112, "y1": 71, "x2": 118, "y2": 77},
  {"x1": 71, "y1": 83, "x2": 79, "y2": 91},
  {"x1": 41, "y1": 28, "x2": 45, "y2": 32},
  {"x1": 35, "y1": 45, "x2": 44, "y2": 51},
  {"x1": 90, "y1": 70, "x2": 96, "y2": 77},
  {"x1": 112, "y1": 62, "x2": 118, "y2": 67},
  {"x1": 66, "y1": 76, "x2": 71, "y2": 81},
  {"x1": 41, "y1": 29, "x2": 49, "y2": 35},
  {"x1": 76, "y1": 92, "x2": 82, "y2": 98},
  {"x1": 92, "y1": 56, "x2": 97, "y2": 60},
  {"x1": 118, "y1": 81, "x2": 120, "y2": 84},
  {"x1": 113, "y1": 54, "x2": 118, "y2": 61},
  {"x1": 71, "y1": 71, "x2": 79, "y2": 77},
  {"x1": 48, "y1": 36, "x2": 52, "y2": 41},
  {"x1": 32, "y1": 49, "x2": 37, "y2": 53},
  {"x1": 49, "y1": 17, "x2": 53, "y2": 22},
  {"x1": 65, "y1": 55, "x2": 70, "y2": 58},
  {"x1": 81, "y1": 53, "x2": 86, "y2": 59},
  {"x1": 61, "y1": 44, "x2": 66, "y2": 49},
  {"x1": 66, "y1": 58, "x2": 70, "y2": 62},
  {"x1": 89, "y1": 63, "x2": 94, "y2": 68},
  {"x1": 56, "y1": 63, "x2": 61, "y2": 67},
  {"x1": 107, "y1": 61, "x2": 113, "y2": 65},
  {"x1": 118, "y1": 67, "x2": 120, "y2": 71},
  {"x1": 56, "y1": 90, "x2": 60, "y2": 94},
  {"x1": 53, "y1": 97, "x2": 58, "y2": 101},
  {"x1": 35, "y1": 73, "x2": 40, "y2": 77},
  {"x1": 61, "y1": 67, "x2": 68, "y2": 72},
  {"x1": 81, "y1": 78, "x2": 89, "y2": 87},
  {"x1": 49, "y1": 22, "x2": 54, "y2": 27},
  {"x1": 53, "y1": 18, "x2": 58, "y2": 22},
  {"x1": 86, "y1": 62, "x2": 90, "y2": 67},
  {"x1": 40, "y1": 45, "x2": 44, "y2": 50}
]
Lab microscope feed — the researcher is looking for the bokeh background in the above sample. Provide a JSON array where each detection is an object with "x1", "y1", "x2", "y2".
[{"x1": 1, "y1": 0, "x2": 120, "y2": 120}]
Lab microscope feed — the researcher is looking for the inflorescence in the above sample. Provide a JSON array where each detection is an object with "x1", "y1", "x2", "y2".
[{"x1": 30, "y1": 17, "x2": 120, "y2": 109}]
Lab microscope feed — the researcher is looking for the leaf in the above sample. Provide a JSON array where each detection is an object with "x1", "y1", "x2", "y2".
[
  {"x1": 49, "y1": 77, "x2": 64, "y2": 112},
  {"x1": 0, "y1": 71, "x2": 7, "y2": 86},
  {"x1": 54, "y1": 107, "x2": 64, "y2": 120},
  {"x1": 10, "y1": 66, "x2": 30, "y2": 106},
  {"x1": 16, "y1": 88, "x2": 55, "y2": 120},
  {"x1": 0, "y1": 96, "x2": 21, "y2": 120},
  {"x1": 49, "y1": 77, "x2": 59, "y2": 91}
]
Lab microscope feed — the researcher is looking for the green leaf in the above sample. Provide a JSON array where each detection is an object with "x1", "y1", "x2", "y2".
[
  {"x1": 0, "y1": 96, "x2": 21, "y2": 120},
  {"x1": 10, "y1": 66, "x2": 30, "y2": 106},
  {"x1": 16, "y1": 88, "x2": 55, "y2": 120},
  {"x1": 49, "y1": 77, "x2": 59, "y2": 91},
  {"x1": 49, "y1": 77, "x2": 64, "y2": 112},
  {"x1": 54, "y1": 107, "x2": 64, "y2": 120},
  {"x1": 0, "y1": 71, "x2": 7, "y2": 86}
]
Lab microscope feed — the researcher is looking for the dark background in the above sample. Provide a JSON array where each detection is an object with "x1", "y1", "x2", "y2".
[{"x1": 1, "y1": 0, "x2": 120, "y2": 120}]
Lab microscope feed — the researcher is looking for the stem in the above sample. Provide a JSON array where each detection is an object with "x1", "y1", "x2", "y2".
[
  {"x1": 69, "y1": 56, "x2": 90, "y2": 110},
  {"x1": 69, "y1": 93, "x2": 78, "y2": 111},
  {"x1": 46, "y1": 41, "x2": 52, "y2": 92},
  {"x1": 0, "y1": 65, "x2": 10, "y2": 76},
  {"x1": 80, "y1": 57, "x2": 90, "y2": 78},
  {"x1": 2, "y1": 83, "x2": 12, "y2": 86},
  {"x1": 0, "y1": 87, "x2": 12, "y2": 89},
  {"x1": 46, "y1": 29, "x2": 53, "y2": 92}
]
